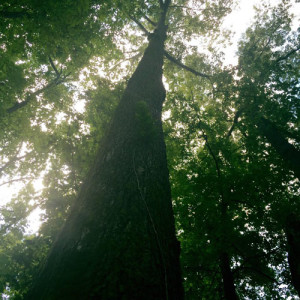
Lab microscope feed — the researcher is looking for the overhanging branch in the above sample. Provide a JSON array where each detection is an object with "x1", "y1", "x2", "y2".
[
  {"x1": 276, "y1": 44, "x2": 300, "y2": 62},
  {"x1": 164, "y1": 51, "x2": 211, "y2": 79},
  {"x1": 227, "y1": 109, "x2": 243, "y2": 137},
  {"x1": 129, "y1": 15, "x2": 150, "y2": 36},
  {"x1": 0, "y1": 176, "x2": 34, "y2": 187},
  {"x1": 48, "y1": 56, "x2": 61, "y2": 77},
  {"x1": 144, "y1": 15, "x2": 157, "y2": 27},
  {"x1": 7, "y1": 59, "x2": 71, "y2": 114},
  {"x1": 0, "y1": 10, "x2": 31, "y2": 19}
]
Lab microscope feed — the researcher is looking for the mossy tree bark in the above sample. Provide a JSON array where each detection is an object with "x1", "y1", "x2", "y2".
[{"x1": 25, "y1": 2, "x2": 184, "y2": 299}]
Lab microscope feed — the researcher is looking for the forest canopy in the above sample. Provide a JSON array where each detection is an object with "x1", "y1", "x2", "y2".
[{"x1": 0, "y1": 0, "x2": 299, "y2": 299}]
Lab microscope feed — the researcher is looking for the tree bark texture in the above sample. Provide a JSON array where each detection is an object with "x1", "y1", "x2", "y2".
[
  {"x1": 286, "y1": 214, "x2": 300, "y2": 296},
  {"x1": 257, "y1": 117, "x2": 300, "y2": 179},
  {"x1": 25, "y1": 12, "x2": 184, "y2": 300}
]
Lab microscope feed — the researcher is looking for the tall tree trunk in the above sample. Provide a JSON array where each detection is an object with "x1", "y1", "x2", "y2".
[
  {"x1": 219, "y1": 252, "x2": 239, "y2": 300},
  {"x1": 219, "y1": 204, "x2": 239, "y2": 300},
  {"x1": 286, "y1": 214, "x2": 300, "y2": 296},
  {"x1": 257, "y1": 118, "x2": 300, "y2": 295},
  {"x1": 25, "y1": 7, "x2": 183, "y2": 300},
  {"x1": 204, "y1": 138, "x2": 239, "y2": 300},
  {"x1": 257, "y1": 116, "x2": 300, "y2": 179}
]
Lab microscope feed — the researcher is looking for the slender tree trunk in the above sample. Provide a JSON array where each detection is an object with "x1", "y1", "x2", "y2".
[
  {"x1": 204, "y1": 138, "x2": 239, "y2": 300},
  {"x1": 219, "y1": 252, "x2": 239, "y2": 300},
  {"x1": 25, "y1": 7, "x2": 183, "y2": 300},
  {"x1": 219, "y1": 204, "x2": 239, "y2": 300},
  {"x1": 286, "y1": 214, "x2": 300, "y2": 296},
  {"x1": 257, "y1": 116, "x2": 300, "y2": 179}
]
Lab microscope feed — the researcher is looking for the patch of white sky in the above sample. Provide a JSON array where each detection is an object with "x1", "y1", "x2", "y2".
[
  {"x1": 187, "y1": 0, "x2": 300, "y2": 66},
  {"x1": 1, "y1": 0, "x2": 299, "y2": 234}
]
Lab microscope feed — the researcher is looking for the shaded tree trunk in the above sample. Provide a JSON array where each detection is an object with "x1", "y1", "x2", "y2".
[
  {"x1": 204, "y1": 137, "x2": 239, "y2": 300},
  {"x1": 256, "y1": 118, "x2": 300, "y2": 295},
  {"x1": 257, "y1": 116, "x2": 300, "y2": 179},
  {"x1": 286, "y1": 214, "x2": 300, "y2": 296},
  {"x1": 219, "y1": 252, "x2": 239, "y2": 300},
  {"x1": 25, "y1": 6, "x2": 183, "y2": 300}
]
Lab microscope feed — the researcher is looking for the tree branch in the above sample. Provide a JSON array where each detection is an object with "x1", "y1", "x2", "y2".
[
  {"x1": 276, "y1": 44, "x2": 300, "y2": 62},
  {"x1": 144, "y1": 15, "x2": 157, "y2": 26},
  {"x1": 164, "y1": 51, "x2": 211, "y2": 79},
  {"x1": 7, "y1": 80, "x2": 56, "y2": 113},
  {"x1": 129, "y1": 15, "x2": 150, "y2": 36},
  {"x1": 241, "y1": 266, "x2": 279, "y2": 285},
  {"x1": 0, "y1": 10, "x2": 31, "y2": 19},
  {"x1": 0, "y1": 176, "x2": 34, "y2": 187},
  {"x1": 0, "y1": 153, "x2": 30, "y2": 174},
  {"x1": 227, "y1": 109, "x2": 243, "y2": 137},
  {"x1": 7, "y1": 68, "x2": 70, "y2": 114},
  {"x1": 48, "y1": 56, "x2": 61, "y2": 77},
  {"x1": 203, "y1": 134, "x2": 221, "y2": 180}
]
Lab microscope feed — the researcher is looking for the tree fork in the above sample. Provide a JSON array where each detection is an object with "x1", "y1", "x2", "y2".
[{"x1": 24, "y1": 3, "x2": 183, "y2": 300}]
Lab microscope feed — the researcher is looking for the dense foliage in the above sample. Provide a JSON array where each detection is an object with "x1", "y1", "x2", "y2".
[{"x1": 0, "y1": 0, "x2": 299, "y2": 299}]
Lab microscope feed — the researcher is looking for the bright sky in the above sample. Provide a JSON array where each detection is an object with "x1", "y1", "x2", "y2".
[{"x1": 0, "y1": 0, "x2": 299, "y2": 234}]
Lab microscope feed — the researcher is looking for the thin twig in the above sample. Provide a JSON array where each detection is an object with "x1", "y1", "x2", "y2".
[{"x1": 0, "y1": 176, "x2": 34, "y2": 187}]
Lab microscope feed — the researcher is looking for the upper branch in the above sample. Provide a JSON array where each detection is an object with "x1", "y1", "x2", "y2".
[
  {"x1": 0, "y1": 10, "x2": 31, "y2": 19},
  {"x1": 164, "y1": 51, "x2": 211, "y2": 79},
  {"x1": 129, "y1": 15, "x2": 150, "y2": 36},
  {"x1": 203, "y1": 134, "x2": 221, "y2": 180},
  {"x1": 276, "y1": 44, "x2": 300, "y2": 62},
  {"x1": 227, "y1": 110, "x2": 243, "y2": 137},
  {"x1": 144, "y1": 15, "x2": 157, "y2": 27},
  {"x1": 7, "y1": 59, "x2": 70, "y2": 114},
  {"x1": 48, "y1": 56, "x2": 61, "y2": 77}
]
